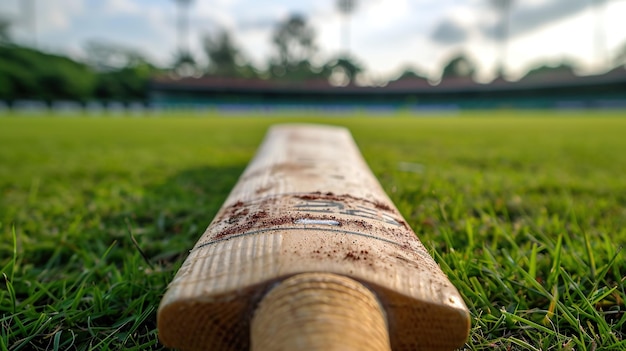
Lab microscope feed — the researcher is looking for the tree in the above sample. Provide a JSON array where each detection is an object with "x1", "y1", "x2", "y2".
[
  {"x1": 94, "y1": 62, "x2": 158, "y2": 103},
  {"x1": 0, "y1": 45, "x2": 97, "y2": 103},
  {"x1": 83, "y1": 40, "x2": 161, "y2": 102},
  {"x1": 0, "y1": 55, "x2": 34, "y2": 102},
  {"x1": 272, "y1": 14, "x2": 317, "y2": 69},
  {"x1": 172, "y1": 50, "x2": 199, "y2": 77},
  {"x1": 84, "y1": 40, "x2": 148, "y2": 71},
  {"x1": 269, "y1": 14, "x2": 321, "y2": 81},
  {"x1": 325, "y1": 56, "x2": 362, "y2": 86},
  {"x1": 519, "y1": 62, "x2": 577, "y2": 82},
  {"x1": 390, "y1": 67, "x2": 429, "y2": 82},
  {"x1": 203, "y1": 30, "x2": 241, "y2": 77},
  {"x1": 441, "y1": 54, "x2": 476, "y2": 80}
]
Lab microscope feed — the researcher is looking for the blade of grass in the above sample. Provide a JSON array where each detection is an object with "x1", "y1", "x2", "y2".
[
  {"x1": 508, "y1": 336, "x2": 543, "y2": 351},
  {"x1": 126, "y1": 218, "x2": 155, "y2": 271},
  {"x1": 570, "y1": 211, "x2": 597, "y2": 279},
  {"x1": 528, "y1": 243, "x2": 539, "y2": 281},
  {"x1": 10, "y1": 225, "x2": 16, "y2": 283},
  {"x1": 544, "y1": 233, "x2": 563, "y2": 325},
  {"x1": 2, "y1": 274, "x2": 16, "y2": 314},
  {"x1": 560, "y1": 267, "x2": 619, "y2": 345},
  {"x1": 502, "y1": 310, "x2": 557, "y2": 335},
  {"x1": 592, "y1": 245, "x2": 622, "y2": 293}
]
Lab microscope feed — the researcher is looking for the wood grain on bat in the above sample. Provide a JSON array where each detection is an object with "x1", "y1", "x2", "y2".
[{"x1": 158, "y1": 124, "x2": 470, "y2": 351}]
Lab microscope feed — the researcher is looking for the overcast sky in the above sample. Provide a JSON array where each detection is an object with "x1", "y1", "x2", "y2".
[{"x1": 1, "y1": 0, "x2": 626, "y2": 83}]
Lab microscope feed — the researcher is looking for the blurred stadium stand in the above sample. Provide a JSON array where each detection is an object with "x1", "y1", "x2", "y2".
[{"x1": 148, "y1": 66, "x2": 626, "y2": 111}]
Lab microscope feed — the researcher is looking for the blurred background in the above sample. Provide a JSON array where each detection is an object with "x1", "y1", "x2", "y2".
[{"x1": 1, "y1": 0, "x2": 625, "y2": 110}]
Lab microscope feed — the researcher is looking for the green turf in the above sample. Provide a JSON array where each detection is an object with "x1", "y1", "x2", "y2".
[{"x1": 1, "y1": 110, "x2": 625, "y2": 350}]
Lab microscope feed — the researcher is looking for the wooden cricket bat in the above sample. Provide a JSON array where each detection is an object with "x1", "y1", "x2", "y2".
[{"x1": 157, "y1": 124, "x2": 470, "y2": 351}]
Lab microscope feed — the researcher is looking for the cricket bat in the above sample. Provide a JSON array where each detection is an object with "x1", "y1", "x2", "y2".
[{"x1": 157, "y1": 124, "x2": 470, "y2": 351}]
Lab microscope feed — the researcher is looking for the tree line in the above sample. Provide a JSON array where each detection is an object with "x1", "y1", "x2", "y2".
[
  {"x1": 0, "y1": 43, "x2": 162, "y2": 106},
  {"x1": 0, "y1": 14, "x2": 375, "y2": 105},
  {"x1": 3, "y1": 10, "x2": 614, "y2": 106},
  {"x1": 175, "y1": 14, "x2": 365, "y2": 85}
]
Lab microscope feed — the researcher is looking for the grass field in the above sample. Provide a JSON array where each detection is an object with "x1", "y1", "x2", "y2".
[{"x1": 1, "y1": 110, "x2": 626, "y2": 350}]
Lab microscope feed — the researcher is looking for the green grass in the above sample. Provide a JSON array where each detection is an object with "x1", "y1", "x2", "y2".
[{"x1": 1, "y1": 110, "x2": 625, "y2": 350}]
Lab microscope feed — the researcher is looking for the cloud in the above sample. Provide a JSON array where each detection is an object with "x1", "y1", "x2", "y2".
[
  {"x1": 431, "y1": 19, "x2": 468, "y2": 44},
  {"x1": 430, "y1": 0, "x2": 595, "y2": 48},
  {"x1": 0, "y1": 0, "x2": 86, "y2": 50},
  {"x1": 428, "y1": 2, "x2": 483, "y2": 45},
  {"x1": 237, "y1": 18, "x2": 276, "y2": 31},
  {"x1": 481, "y1": 0, "x2": 593, "y2": 40},
  {"x1": 104, "y1": 0, "x2": 139, "y2": 15}
]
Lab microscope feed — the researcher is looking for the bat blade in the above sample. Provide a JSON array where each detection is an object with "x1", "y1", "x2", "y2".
[{"x1": 158, "y1": 124, "x2": 470, "y2": 351}]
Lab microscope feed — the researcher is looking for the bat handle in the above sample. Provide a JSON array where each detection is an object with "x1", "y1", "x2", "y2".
[{"x1": 251, "y1": 273, "x2": 392, "y2": 351}]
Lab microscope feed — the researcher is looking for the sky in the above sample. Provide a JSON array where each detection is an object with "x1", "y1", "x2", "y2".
[{"x1": 1, "y1": 0, "x2": 626, "y2": 84}]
